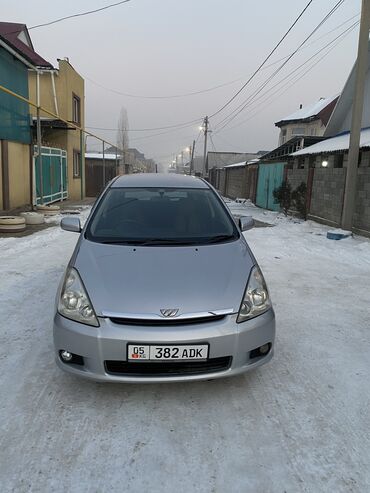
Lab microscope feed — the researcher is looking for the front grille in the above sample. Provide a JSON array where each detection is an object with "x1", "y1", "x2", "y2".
[
  {"x1": 109, "y1": 314, "x2": 226, "y2": 326},
  {"x1": 105, "y1": 356, "x2": 232, "y2": 377}
]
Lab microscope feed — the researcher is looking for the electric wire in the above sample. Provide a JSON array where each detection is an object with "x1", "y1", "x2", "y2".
[
  {"x1": 81, "y1": 12, "x2": 358, "y2": 103},
  {"x1": 217, "y1": 20, "x2": 357, "y2": 135},
  {"x1": 209, "y1": 0, "x2": 315, "y2": 118},
  {"x1": 29, "y1": 0, "x2": 132, "y2": 30},
  {"x1": 212, "y1": 0, "x2": 347, "y2": 131}
]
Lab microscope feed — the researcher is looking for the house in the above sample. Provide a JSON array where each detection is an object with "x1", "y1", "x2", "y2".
[
  {"x1": 250, "y1": 96, "x2": 337, "y2": 211},
  {"x1": 275, "y1": 95, "x2": 339, "y2": 146},
  {"x1": 0, "y1": 23, "x2": 39, "y2": 210},
  {"x1": 0, "y1": 22, "x2": 85, "y2": 206},
  {"x1": 284, "y1": 41, "x2": 370, "y2": 235},
  {"x1": 28, "y1": 57, "x2": 85, "y2": 203}
]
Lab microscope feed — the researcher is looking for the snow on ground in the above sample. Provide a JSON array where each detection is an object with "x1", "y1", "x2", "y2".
[{"x1": 0, "y1": 202, "x2": 370, "y2": 493}]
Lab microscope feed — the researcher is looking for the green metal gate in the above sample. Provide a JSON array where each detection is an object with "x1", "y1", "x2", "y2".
[
  {"x1": 256, "y1": 162, "x2": 285, "y2": 211},
  {"x1": 34, "y1": 146, "x2": 68, "y2": 205}
]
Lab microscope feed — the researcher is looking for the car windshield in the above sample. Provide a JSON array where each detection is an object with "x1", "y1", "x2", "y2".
[{"x1": 85, "y1": 187, "x2": 239, "y2": 245}]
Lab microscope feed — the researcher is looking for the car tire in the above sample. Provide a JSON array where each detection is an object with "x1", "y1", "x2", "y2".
[
  {"x1": 0, "y1": 216, "x2": 26, "y2": 232},
  {"x1": 20, "y1": 212, "x2": 45, "y2": 225},
  {"x1": 36, "y1": 204, "x2": 61, "y2": 216}
]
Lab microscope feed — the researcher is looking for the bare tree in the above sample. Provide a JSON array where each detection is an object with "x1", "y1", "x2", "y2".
[{"x1": 117, "y1": 107, "x2": 129, "y2": 171}]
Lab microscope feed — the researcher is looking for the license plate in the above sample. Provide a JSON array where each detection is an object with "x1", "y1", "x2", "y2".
[{"x1": 127, "y1": 344, "x2": 208, "y2": 361}]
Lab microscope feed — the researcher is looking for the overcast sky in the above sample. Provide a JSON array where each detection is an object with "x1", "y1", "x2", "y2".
[{"x1": 3, "y1": 0, "x2": 362, "y2": 166}]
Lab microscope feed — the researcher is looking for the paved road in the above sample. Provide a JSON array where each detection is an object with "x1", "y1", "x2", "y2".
[{"x1": 0, "y1": 205, "x2": 369, "y2": 493}]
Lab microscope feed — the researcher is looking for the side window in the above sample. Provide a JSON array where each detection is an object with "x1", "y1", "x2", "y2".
[
  {"x1": 72, "y1": 94, "x2": 81, "y2": 125},
  {"x1": 73, "y1": 150, "x2": 81, "y2": 178}
]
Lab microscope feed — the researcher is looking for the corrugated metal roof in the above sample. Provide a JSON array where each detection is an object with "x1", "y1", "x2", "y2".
[
  {"x1": 292, "y1": 127, "x2": 370, "y2": 156},
  {"x1": 276, "y1": 94, "x2": 339, "y2": 124},
  {"x1": 224, "y1": 161, "x2": 247, "y2": 168},
  {"x1": 85, "y1": 153, "x2": 118, "y2": 161}
]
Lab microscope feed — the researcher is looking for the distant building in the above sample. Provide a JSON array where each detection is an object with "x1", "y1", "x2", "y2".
[
  {"x1": 206, "y1": 151, "x2": 265, "y2": 172},
  {"x1": 105, "y1": 145, "x2": 156, "y2": 174},
  {"x1": 275, "y1": 95, "x2": 339, "y2": 146}
]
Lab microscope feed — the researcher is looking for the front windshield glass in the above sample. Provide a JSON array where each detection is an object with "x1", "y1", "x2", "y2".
[{"x1": 85, "y1": 187, "x2": 239, "y2": 245}]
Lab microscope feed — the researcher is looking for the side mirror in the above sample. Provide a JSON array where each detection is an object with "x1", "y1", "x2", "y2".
[
  {"x1": 239, "y1": 216, "x2": 254, "y2": 232},
  {"x1": 61, "y1": 217, "x2": 81, "y2": 233}
]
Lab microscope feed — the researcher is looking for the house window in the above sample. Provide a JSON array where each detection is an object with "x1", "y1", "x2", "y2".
[
  {"x1": 309, "y1": 156, "x2": 316, "y2": 168},
  {"x1": 298, "y1": 157, "x2": 305, "y2": 169},
  {"x1": 73, "y1": 150, "x2": 81, "y2": 178},
  {"x1": 281, "y1": 128, "x2": 287, "y2": 144},
  {"x1": 292, "y1": 127, "x2": 305, "y2": 136},
  {"x1": 72, "y1": 94, "x2": 81, "y2": 124}
]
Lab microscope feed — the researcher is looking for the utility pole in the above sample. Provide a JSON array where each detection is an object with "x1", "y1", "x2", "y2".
[
  {"x1": 36, "y1": 70, "x2": 43, "y2": 205},
  {"x1": 341, "y1": 0, "x2": 370, "y2": 230},
  {"x1": 190, "y1": 140, "x2": 195, "y2": 175},
  {"x1": 202, "y1": 116, "x2": 209, "y2": 177}
]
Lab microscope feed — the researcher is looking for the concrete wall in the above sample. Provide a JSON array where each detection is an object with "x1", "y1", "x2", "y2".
[
  {"x1": 286, "y1": 168, "x2": 309, "y2": 190},
  {"x1": 29, "y1": 60, "x2": 85, "y2": 201},
  {"x1": 225, "y1": 167, "x2": 248, "y2": 199},
  {"x1": 354, "y1": 168, "x2": 370, "y2": 233},
  {"x1": 309, "y1": 168, "x2": 345, "y2": 225}
]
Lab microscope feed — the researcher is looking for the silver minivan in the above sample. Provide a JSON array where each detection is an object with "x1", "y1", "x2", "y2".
[{"x1": 54, "y1": 173, "x2": 275, "y2": 382}]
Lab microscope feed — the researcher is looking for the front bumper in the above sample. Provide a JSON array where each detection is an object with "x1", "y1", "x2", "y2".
[{"x1": 53, "y1": 310, "x2": 275, "y2": 383}]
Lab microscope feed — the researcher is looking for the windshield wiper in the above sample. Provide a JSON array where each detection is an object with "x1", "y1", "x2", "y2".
[
  {"x1": 100, "y1": 239, "x2": 142, "y2": 245},
  {"x1": 139, "y1": 238, "x2": 193, "y2": 246},
  {"x1": 201, "y1": 234, "x2": 237, "y2": 244},
  {"x1": 99, "y1": 238, "x2": 191, "y2": 246}
]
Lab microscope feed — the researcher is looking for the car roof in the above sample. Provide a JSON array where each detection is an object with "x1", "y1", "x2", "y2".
[{"x1": 111, "y1": 173, "x2": 209, "y2": 189}]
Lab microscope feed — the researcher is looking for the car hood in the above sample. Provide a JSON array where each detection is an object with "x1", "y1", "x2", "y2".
[{"x1": 74, "y1": 239, "x2": 254, "y2": 318}]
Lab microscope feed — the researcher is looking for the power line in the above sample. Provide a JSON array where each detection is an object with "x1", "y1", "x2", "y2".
[
  {"x1": 213, "y1": 0, "x2": 347, "y2": 131},
  {"x1": 81, "y1": 12, "x2": 358, "y2": 102},
  {"x1": 215, "y1": 21, "x2": 357, "y2": 135},
  {"x1": 86, "y1": 119, "x2": 202, "y2": 132},
  {"x1": 29, "y1": 0, "x2": 132, "y2": 30},
  {"x1": 209, "y1": 0, "x2": 314, "y2": 118},
  {"x1": 216, "y1": 20, "x2": 358, "y2": 135},
  {"x1": 84, "y1": 75, "x2": 242, "y2": 100},
  {"x1": 214, "y1": 19, "x2": 357, "y2": 134}
]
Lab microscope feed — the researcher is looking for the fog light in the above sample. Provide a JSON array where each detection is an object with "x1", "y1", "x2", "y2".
[
  {"x1": 259, "y1": 344, "x2": 270, "y2": 355},
  {"x1": 250, "y1": 343, "x2": 272, "y2": 359},
  {"x1": 61, "y1": 350, "x2": 72, "y2": 362}
]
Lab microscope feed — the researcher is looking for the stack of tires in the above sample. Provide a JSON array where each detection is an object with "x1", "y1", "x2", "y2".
[
  {"x1": 0, "y1": 216, "x2": 27, "y2": 233},
  {"x1": 0, "y1": 204, "x2": 61, "y2": 234},
  {"x1": 36, "y1": 204, "x2": 61, "y2": 216}
]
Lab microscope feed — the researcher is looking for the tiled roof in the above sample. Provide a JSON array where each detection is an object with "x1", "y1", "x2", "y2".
[{"x1": 0, "y1": 22, "x2": 53, "y2": 68}]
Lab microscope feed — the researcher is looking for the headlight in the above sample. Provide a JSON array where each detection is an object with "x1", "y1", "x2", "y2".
[
  {"x1": 58, "y1": 268, "x2": 99, "y2": 327},
  {"x1": 237, "y1": 266, "x2": 271, "y2": 323}
]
